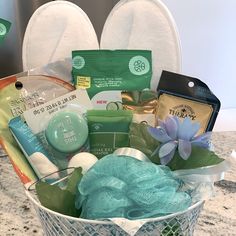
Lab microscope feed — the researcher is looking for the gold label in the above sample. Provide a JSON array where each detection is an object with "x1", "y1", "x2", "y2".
[
  {"x1": 157, "y1": 93, "x2": 213, "y2": 134},
  {"x1": 76, "y1": 76, "x2": 91, "y2": 89}
]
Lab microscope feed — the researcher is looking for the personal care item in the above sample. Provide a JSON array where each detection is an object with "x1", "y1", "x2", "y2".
[
  {"x1": 156, "y1": 71, "x2": 221, "y2": 134},
  {"x1": 10, "y1": 75, "x2": 74, "y2": 116},
  {"x1": 76, "y1": 154, "x2": 191, "y2": 220},
  {"x1": 23, "y1": 90, "x2": 93, "y2": 169},
  {"x1": 122, "y1": 90, "x2": 158, "y2": 126},
  {"x1": 68, "y1": 152, "x2": 98, "y2": 174},
  {"x1": 8, "y1": 117, "x2": 59, "y2": 181},
  {"x1": 0, "y1": 74, "x2": 74, "y2": 187},
  {"x1": 87, "y1": 110, "x2": 133, "y2": 159},
  {"x1": 24, "y1": 90, "x2": 92, "y2": 134},
  {"x1": 45, "y1": 111, "x2": 89, "y2": 153},
  {"x1": 0, "y1": 18, "x2": 11, "y2": 43},
  {"x1": 100, "y1": 0, "x2": 181, "y2": 90},
  {"x1": 72, "y1": 50, "x2": 152, "y2": 109}
]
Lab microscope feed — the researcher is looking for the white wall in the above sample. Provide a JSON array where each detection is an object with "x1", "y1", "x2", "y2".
[{"x1": 163, "y1": 0, "x2": 236, "y2": 109}]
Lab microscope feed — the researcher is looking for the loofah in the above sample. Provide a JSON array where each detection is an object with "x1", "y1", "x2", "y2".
[{"x1": 76, "y1": 154, "x2": 191, "y2": 220}]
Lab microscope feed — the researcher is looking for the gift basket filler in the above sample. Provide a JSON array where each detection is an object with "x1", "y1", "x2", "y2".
[{"x1": 0, "y1": 1, "x2": 231, "y2": 236}]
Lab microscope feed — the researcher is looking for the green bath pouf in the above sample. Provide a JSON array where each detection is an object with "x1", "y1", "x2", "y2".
[{"x1": 75, "y1": 154, "x2": 191, "y2": 220}]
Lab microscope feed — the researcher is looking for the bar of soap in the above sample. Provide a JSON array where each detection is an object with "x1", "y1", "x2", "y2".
[
  {"x1": 68, "y1": 152, "x2": 98, "y2": 174},
  {"x1": 45, "y1": 111, "x2": 88, "y2": 153}
]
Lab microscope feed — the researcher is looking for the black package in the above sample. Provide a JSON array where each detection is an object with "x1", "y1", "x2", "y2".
[{"x1": 156, "y1": 71, "x2": 221, "y2": 133}]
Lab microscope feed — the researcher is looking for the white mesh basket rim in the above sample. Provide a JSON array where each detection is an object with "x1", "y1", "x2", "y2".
[{"x1": 25, "y1": 190, "x2": 204, "y2": 224}]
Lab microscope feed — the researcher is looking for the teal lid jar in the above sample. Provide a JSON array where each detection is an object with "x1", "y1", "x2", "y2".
[{"x1": 45, "y1": 111, "x2": 88, "y2": 153}]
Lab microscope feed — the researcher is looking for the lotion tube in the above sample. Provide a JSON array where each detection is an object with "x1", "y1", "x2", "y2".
[{"x1": 8, "y1": 117, "x2": 59, "y2": 181}]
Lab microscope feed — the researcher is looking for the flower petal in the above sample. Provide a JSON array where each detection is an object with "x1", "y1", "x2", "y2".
[
  {"x1": 157, "y1": 119, "x2": 165, "y2": 129},
  {"x1": 147, "y1": 126, "x2": 172, "y2": 143},
  {"x1": 173, "y1": 116, "x2": 181, "y2": 126},
  {"x1": 178, "y1": 139, "x2": 192, "y2": 160},
  {"x1": 159, "y1": 142, "x2": 177, "y2": 158},
  {"x1": 164, "y1": 116, "x2": 178, "y2": 140},
  {"x1": 178, "y1": 117, "x2": 200, "y2": 140},
  {"x1": 191, "y1": 132, "x2": 211, "y2": 149},
  {"x1": 160, "y1": 148, "x2": 176, "y2": 165}
]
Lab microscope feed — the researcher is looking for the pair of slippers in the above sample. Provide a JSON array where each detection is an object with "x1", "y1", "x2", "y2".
[{"x1": 22, "y1": 0, "x2": 181, "y2": 90}]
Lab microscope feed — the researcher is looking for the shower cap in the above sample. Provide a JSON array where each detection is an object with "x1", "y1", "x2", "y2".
[{"x1": 76, "y1": 154, "x2": 191, "y2": 220}]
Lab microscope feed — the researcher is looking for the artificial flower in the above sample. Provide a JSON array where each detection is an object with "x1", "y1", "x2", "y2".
[{"x1": 147, "y1": 116, "x2": 211, "y2": 165}]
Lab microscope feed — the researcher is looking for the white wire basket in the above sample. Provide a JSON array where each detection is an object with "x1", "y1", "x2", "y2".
[{"x1": 26, "y1": 190, "x2": 204, "y2": 236}]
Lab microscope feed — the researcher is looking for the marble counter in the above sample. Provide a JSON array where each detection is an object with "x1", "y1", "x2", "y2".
[{"x1": 0, "y1": 132, "x2": 235, "y2": 236}]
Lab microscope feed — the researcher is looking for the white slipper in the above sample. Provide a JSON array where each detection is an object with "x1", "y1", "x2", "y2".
[
  {"x1": 100, "y1": 0, "x2": 181, "y2": 90},
  {"x1": 22, "y1": 1, "x2": 99, "y2": 71}
]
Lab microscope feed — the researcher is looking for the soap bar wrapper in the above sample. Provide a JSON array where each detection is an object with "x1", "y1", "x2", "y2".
[
  {"x1": 24, "y1": 90, "x2": 92, "y2": 134},
  {"x1": 24, "y1": 90, "x2": 93, "y2": 169},
  {"x1": 0, "y1": 73, "x2": 74, "y2": 188},
  {"x1": 156, "y1": 71, "x2": 221, "y2": 133},
  {"x1": 72, "y1": 50, "x2": 152, "y2": 109}
]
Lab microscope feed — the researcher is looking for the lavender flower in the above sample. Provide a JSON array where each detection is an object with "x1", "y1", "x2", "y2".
[{"x1": 147, "y1": 116, "x2": 211, "y2": 165}]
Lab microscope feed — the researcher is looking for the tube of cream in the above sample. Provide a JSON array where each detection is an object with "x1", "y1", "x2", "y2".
[{"x1": 8, "y1": 117, "x2": 59, "y2": 182}]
